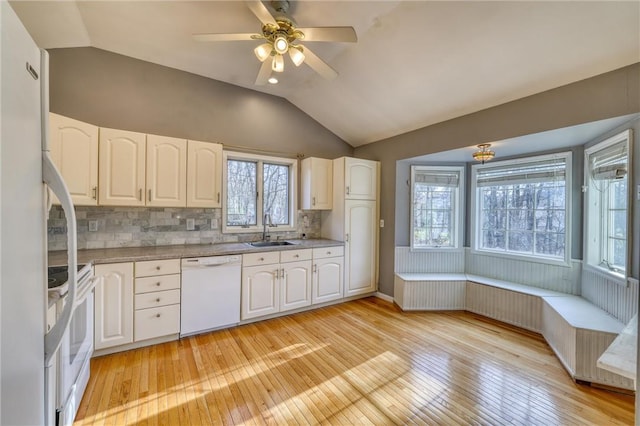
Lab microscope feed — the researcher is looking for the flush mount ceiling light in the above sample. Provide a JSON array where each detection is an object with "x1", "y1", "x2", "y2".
[
  {"x1": 193, "y1": 0, "x2": 357, "y2": 85},
  {"x1": 472, "y1": 144, "x2": 495, "y2": 164},
  {"x1": 268, "y1": 76, "x2": 279, "y2": 84}
]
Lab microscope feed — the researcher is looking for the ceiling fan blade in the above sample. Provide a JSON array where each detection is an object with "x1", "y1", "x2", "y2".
[
  {"x1": 297, "y1": 27, "x2": 357, "y2": 43},
  {"x1": 299, "y1": 45, "x2": 338, "y2": 80},
  {"x1": 246, "y1": 0, "x2": 277, "y2": 26},
  {"x1": 193, "y1": 33, "x2": 260, "y2": 42},
  {"x1": 255, "y1": 58, "x2": 272, "y2": 85}
]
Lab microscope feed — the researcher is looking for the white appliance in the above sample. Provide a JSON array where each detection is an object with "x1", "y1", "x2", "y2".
[
  {"x1": 1, "y1": 3, "x2": 81, "y2": 424},
  {"x1": 180, "y1": 255, "x2": 242, "y2": 336}
]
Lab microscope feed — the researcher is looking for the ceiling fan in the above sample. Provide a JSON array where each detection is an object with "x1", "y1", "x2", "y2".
[{"x1": 193, "y1": 0, "x2": 357, "y2": 85}]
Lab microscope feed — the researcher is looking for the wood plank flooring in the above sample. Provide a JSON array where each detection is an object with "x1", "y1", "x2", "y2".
[{"x1": 76, "y1": 297, "x2": 634, "y2": 425}]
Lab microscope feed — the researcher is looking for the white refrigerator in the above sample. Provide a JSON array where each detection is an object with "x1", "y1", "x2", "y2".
[{"x1": 1, "y1": 2, "x2": 79, "y2": 424}]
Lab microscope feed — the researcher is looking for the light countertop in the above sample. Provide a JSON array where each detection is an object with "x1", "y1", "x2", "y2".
[
  {"x1": 48, "y1": 238, "x2": 343, "y2": 266},
  {"x1": 597, "y1": 314, "x2": 637, "y2": 385}
]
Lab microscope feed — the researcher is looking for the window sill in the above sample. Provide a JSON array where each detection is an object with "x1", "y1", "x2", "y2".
[
  {"x1": 410, "y1": 246, "x2": 464, "y2": 253},
  {"x1": 583, "y1": 264, "x2": 628, "y2": 287},
  {"x1": 469, "y1": 248, "x2": 571, "y2": 268},
  {"x1": 222, "y1": 225, "x2": 297, "y2": 234}
]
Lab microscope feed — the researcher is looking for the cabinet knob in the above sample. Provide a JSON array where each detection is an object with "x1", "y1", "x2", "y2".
[
  {"x1": 156, "y1": 266, "x2": 161, "y2": 270},
  {"x1": 156, "y1": 298, "x2": 161, "y2": 303},
  {"x1": 327, "y1": 251, "x2": 332, "y2": 255},
  {"x1": 259, "y1": 257, "x2": 264, "y2": 261},
  {"x1": 156, "y1": 313, "x2": 161, "y2": 318},
  {"x1": 294, "y1": 254, "x2": 299, "y2": 258},
  {"x1": 156, "y1": 282, "x2": 161, "y2": 286}
]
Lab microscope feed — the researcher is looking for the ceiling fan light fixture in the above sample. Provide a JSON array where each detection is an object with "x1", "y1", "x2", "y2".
[
  {"x1": 472, "y1": 144, "x2": 495, "y2": 164},
  {"x1": 273, "y1": 35, "x2": 289, "y2": 54},
  {"x1": 254, "y1": 43, "x2": 272, "y2": 62},
  {"x1": 272, "y1": 53, "x2": 284, "y2": 72},
  {"x1": 289, "y1": 45, "x2": 305, "y2": 66}
]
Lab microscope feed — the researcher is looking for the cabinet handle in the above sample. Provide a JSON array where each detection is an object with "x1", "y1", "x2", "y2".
[
  {"x1": 281, "y1": 268, "x2": 285, "y2": 279},
  {"x1": 274, "y1": 269, "x2": 279, "y2": 279},
  {"x1": 312, "y1": 196, "x2": 316, "y2": 206},
  {"x1": 313, "y1": 264, "x2": 317, "y2": 273},
  {"x1": 217, "y1": 192, "x2": 221, "y2": 203},
  {"x1": 346, "y1": 186, "x2": 350, "y2": 195},
  {"x1": 345, "y1": 233, "x2": 350, "y2": 243},
  {"x1": 139, "y1": 188, "x2": 143, "y2": 201},
  {"x1": 148, "y1": 189, "x2": 152, "y2": 202},
  {"x1": 156, "y1": 313, "x2": 161, "y2": 318},
  {"x1": 92, "y1": 186, "x2": 97, "y2": 200}
]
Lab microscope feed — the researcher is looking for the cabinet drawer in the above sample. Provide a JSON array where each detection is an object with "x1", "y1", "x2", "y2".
[
  {"x1": 312, "y1": 246, "x2": 344, "y2": 259},
  {"x1": 134, "y1": 304, "x2": 180, "y2": 341},
  {"x1": 280, "y1": 249, "x2": 312, "y2": 263},
  {"x1": 243, "y1": 251, "x2": 280, "y2": 267},
  {"x1": 135, "y1": 274, "x2": 181, "y2": 294},
  {"x1": 135, "y1": 289, "x2": 180, "y2": 310},
  {"x1": 135, "y1": 258, "x2": 180, "y2": 277}
]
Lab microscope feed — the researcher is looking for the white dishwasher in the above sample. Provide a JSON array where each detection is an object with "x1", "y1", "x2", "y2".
[{"x1": 180, "y1": 255, "x2": 242, "y2": 337}]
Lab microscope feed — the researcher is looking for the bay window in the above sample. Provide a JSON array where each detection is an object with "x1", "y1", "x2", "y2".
[
  {"x1": 471, "y1": 152, "x2": 571, "y2": 264},
  {"x1": 584, "y1": 130, "x2": 632, "y2": 280}
]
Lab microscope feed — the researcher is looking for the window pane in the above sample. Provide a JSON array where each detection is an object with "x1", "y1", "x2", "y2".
[
  {"x1": 482, "y1": 230, "x2": 505, "y2": 250},
  {"x1": 508, "y1": 210, "x2": 534, "y2": 231},
  {"x1": 263, "y1": 163, "x2": 289, "y2": 225},
  {"x1": 610, "y1": 239, "x2": 626, "y2": 269},
  {"x1": 227, "y1": 160, "x2": 257, "y2": 226},
  {"x1": 412, "y1": 178, "x2": 457, "y2": 248},
  {"x1": 610, "y1": 210, "x2": 627, "y2": 238},
  {"x1": 507, "y1": 231, "x2": 533, "y2": 253},
  {"x1": 482, "y1": 209, "x2": 506, "y2": 231},
  {"x1": 534, "y1": 210, "x2": 565, "y2": 233},
  {"x1": 483, "y1": 188, "x2": 507, "y2": 209},
  {"x1": 507, "y1": 185, "x2": 535, "y2": 209},
  {"x1": 535, "y1": 233, "x2": 565, "y2": 256},
  {"x1": 611, "y1": 180, "x2": 627, "y2": 209},
  {"x1": 536, "y1": 185, "x2": 565, "y2": 209}
]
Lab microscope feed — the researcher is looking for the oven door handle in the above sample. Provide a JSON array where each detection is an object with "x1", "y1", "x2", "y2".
[{"x1": 74, "y1": 276, "x2": 99, "y2": 309}]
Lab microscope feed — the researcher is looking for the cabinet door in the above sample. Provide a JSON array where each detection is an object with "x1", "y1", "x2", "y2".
[
  {"x1": 146, "y1": 135, "x2": 187, "y2": 207},
  {"x1": 280, "y1": 260, "x2": 312, "y2": 311},
  {"x1": 344, "y1": 199, "x2": 377, "y2": 296},
  {"x1": 187, "y1": 140, "x2": 223, "y2": 208},
  {"x1": 241, "y1": 265, "x2": 279, "y2": 320},
  {"x1": 301, "y1": 157, "x2": 333, "y2": 210},
  {"x1": 98, "y1": 127, "x2": 146, "y2": 206},
  {"x1": 313, "y1": 256, "x2": 344, "y2": 304},
  {"x1": 49, "y1": 113, "x2": 99, "y2": 205},
  {"x1": 344, "y1": 157, "x2": 378, "y2": 200},
  {"x1": 94, "y1": 262, "x2": 134, "y2": 350}
]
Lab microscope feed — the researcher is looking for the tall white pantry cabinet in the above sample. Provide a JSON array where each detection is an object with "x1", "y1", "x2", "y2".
[{"x1": 322, "y1": 157, "x2": 380, "y2": 297}]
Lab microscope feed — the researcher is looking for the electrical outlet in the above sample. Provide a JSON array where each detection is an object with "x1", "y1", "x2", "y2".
[
  {"x1": 380, "y1": 219, "x2": 385, "y2": 228},
  {"x1": 186, "y1": 218, "x2": 195, "y2": 231},
  {"x1": 88, "y1": 220, "x2": 98, "y2": 232}
]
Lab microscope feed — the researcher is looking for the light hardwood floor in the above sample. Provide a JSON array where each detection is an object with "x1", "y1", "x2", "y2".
[{"x1": 76, "y1": 297, "x2": 634, "y2": 425}]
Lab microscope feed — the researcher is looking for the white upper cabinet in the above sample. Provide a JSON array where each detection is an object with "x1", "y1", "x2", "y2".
[
  {"x1": 146, "y1": 135, "x2": 187, "y2": 207},
  {"x1": 99, "y1": 127, "x2": 146, "y2": 206},
  {"x1": 301, "y1": 157, "x2": 333, "y2": 210},
  {"x1": 187, "y1": 140, "x2": 222, "y2": 208},
  {"x1": 344, "y1": 157, "x2": 378, "y2": 200},
  {"x1": 49, "y1": 113, "x2": 99, "y2": 205}
]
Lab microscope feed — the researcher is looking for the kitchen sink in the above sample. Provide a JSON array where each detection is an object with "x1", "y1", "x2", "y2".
[{"x1": 248, "y1": 241, "x2": 296, "y2": 247}]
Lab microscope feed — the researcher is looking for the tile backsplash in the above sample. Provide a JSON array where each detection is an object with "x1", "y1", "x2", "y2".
[{"x1": 48, "y1": 206, "x2": 321, "y2": 251}]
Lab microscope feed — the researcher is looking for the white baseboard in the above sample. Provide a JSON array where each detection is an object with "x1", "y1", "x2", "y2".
[{"x1": 375, "y1": 291, "x2": 394, "y2": 303}]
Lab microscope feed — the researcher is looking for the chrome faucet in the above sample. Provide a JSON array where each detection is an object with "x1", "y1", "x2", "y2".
[{"x1": 262, "y1": 213, "x2": 272, "y2": 241}]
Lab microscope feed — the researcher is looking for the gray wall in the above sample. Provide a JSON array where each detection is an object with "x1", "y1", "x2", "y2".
[
  {"x1": 48, "y1": 47, "x2": 353, "y2": 159},
  {"x1": 355, "y1": 63, "x2": 640, "y2": 295}
]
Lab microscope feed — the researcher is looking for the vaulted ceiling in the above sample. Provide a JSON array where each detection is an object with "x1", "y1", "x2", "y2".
[{"x1": 11, "y1": 1, "x2": 640, "y2": 147}]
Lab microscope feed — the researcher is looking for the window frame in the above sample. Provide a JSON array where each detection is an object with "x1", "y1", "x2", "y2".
[
  {"x1": 470, "y1": 151, "x2": 572, "y2": 267},
  {"x1": 222, "y1": 151, "x2": 297, "y2": 234},
  {"x1": 583, "y1": 129, "x2": 632, "y2": 284},
  {"x1": 410, "y1": 165, "x2": 465, "y2": 251}
]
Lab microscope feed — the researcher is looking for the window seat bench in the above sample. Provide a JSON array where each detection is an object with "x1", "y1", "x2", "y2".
[{"x1": 394, "y1": 272, "x2": 634, "y2": 390}]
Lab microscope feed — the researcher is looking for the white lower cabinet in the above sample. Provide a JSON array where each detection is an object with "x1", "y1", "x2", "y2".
[
  {"x1": 312, "y1": 246, "x2": 344, "y2": 304},
  {"x1": 134, "y1": 259, "x2": 181, "y2": 342},
  {"x1": 241, "y1": 249, "x2": 312, "y2": 320},
  {"x1": 94, "y1": 262, "x2": 134, "y2": 350},
  {"x1": 281, "y1": 260, "x2": 312, "y2": 311}
]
